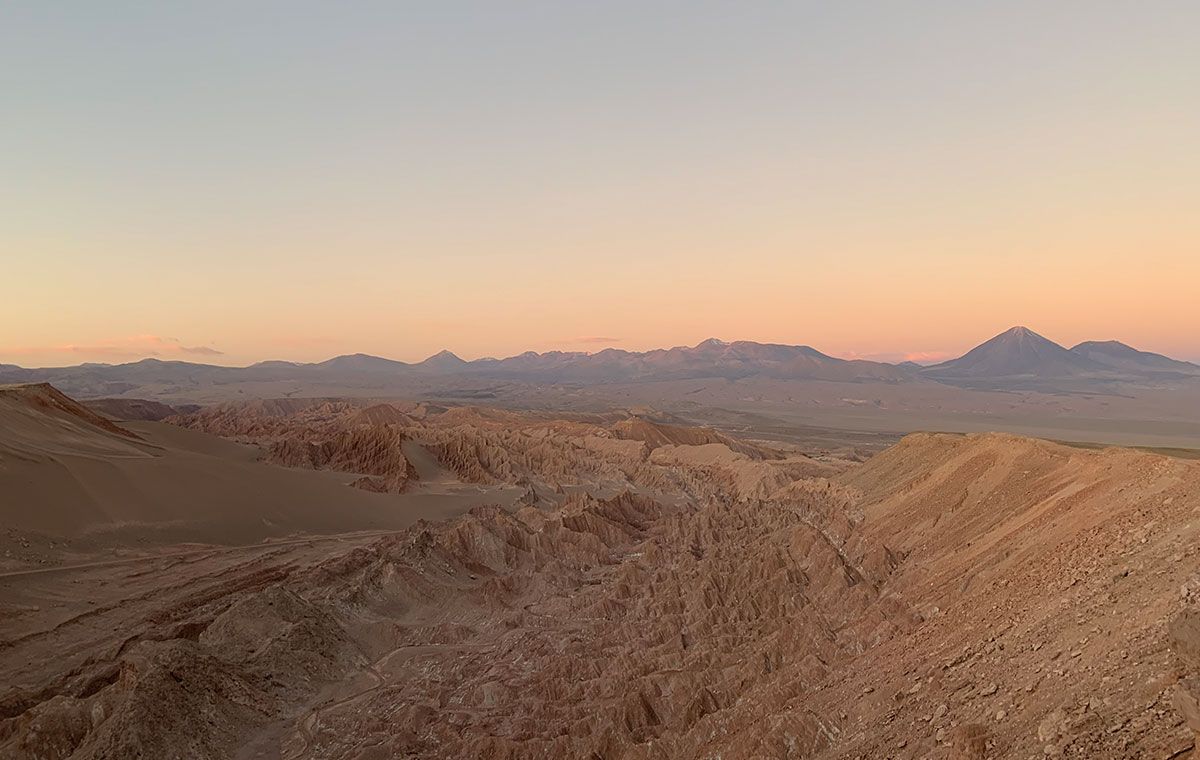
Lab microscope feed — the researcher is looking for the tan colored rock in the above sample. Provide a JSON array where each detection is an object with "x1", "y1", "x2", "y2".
[
  {"x1": 949, "y1": 723, "x2": 990, "y2": 759},
  {"x1": 1169, "y1": 608, "x2": 1200, "y2": 670}
]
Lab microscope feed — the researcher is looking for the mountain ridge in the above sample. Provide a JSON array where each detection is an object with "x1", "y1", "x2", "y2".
[
  {"x1": 2, "y1": 330, "x2": 1196, "y2": 397},
  {"x1": 1070, "y1": 340, "x2": 1200, "y2": 373},
  {"x1": 922, "y1": 326, "x2": 1105, "y2": 379}
]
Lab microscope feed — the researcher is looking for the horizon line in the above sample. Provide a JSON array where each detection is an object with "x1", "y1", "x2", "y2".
[{"x1": 4, "y1": 327, "x2": 1198, "y2": 371}]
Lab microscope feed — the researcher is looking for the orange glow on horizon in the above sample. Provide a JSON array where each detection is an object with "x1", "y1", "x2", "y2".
[{"x1": 3, "y1": 3, "x2": 1198, "y2": 368}]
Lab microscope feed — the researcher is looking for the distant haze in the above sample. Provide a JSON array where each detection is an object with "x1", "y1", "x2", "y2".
[{"x1": 2, "y1": 2, "x2": 1198, "y2": 366}]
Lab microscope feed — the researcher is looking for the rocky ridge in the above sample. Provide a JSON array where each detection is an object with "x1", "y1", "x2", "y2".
[{"x1": 2, "y1": 401, "x2": 1199, "y2": 758}]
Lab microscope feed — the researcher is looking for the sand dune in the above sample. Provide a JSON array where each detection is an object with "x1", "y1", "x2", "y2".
[
  {"x1": 0, "y1": 385, "x2": 519, "y2": 551},
  {"x1": 1, "y1": 383, "x2": 147, "y2": 460}
]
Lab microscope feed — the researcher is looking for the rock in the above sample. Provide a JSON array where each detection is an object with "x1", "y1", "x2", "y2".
[
  {"x1": 949, "y1": 723, "x2": 989, "y2": 759},
  {"x1": 1037, "y1": 704, "x2": 1103, "y2": 749},
  {"x1": 1169, "y1": 608, "x2": 1200, "y2": 669},
  {"x1": 1038, "y1": 709, "x2": 1068, "y2": 743},
  {"x1": 1172, "y1": 677, "x2": 1200, "y2": 734}
]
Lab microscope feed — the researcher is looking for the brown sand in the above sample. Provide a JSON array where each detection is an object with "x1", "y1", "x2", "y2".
[{"x1": 0, "y1": 385, "x2": 520, "y2": 554}]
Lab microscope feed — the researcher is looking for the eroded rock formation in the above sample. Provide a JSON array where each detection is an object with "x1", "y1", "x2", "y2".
[{"x1": 4, "y1": 398, "x2": 1199, "y2": 759}]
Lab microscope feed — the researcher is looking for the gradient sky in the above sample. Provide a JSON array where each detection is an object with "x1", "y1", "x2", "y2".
[{"x1": 3, "y1": 1, "x2": 1198, "y2": 367}]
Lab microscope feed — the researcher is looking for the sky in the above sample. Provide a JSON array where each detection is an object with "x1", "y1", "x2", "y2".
[{"x1": 3, "y1": 1, "x2": 1198, "y2": 367}]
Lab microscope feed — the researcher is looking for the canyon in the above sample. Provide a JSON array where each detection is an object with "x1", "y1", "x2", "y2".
[{"x1": 2, "y1": 384, "x2": 1199, "y2": 758}]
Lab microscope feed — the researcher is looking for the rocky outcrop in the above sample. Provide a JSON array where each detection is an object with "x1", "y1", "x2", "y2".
[
  {"x1": 10, "y1": 399, "x2": 1198, "y2": 759},
  {"x1": 83, "y1": 397, "x2": 181, "y2": 422},
  {"x1": 1169, "y1": 608, "x2": 1200, "y2": 750},
  {"x1": 267, "y1": 425, "x2": 414, "y2": 492},
  {"x1": 610, "y1": 417, "x2": 775, "y2": 459},
  {"x1": 1, "y1": 585, "x2": 366, "y2": 760}
]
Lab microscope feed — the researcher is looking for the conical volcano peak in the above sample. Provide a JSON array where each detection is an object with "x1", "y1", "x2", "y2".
[
  {"x1": 998, "y1": 326, "x2": 1045, "y2": 342},
  {"x1": 418, "y1": 350, "x2": 468, "y2": 371},
  {"x1": 926, "y1": 326, "x2": 1100, "y2": 378}
]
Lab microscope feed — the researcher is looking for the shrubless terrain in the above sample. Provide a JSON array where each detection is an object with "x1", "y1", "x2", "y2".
[{"x1": 2, "y1": 383, "x2": 1200, "y2": 758}]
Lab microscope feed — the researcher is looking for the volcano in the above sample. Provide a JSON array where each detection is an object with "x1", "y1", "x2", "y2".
[{"x1": 924, "y1": 326, "x2": 1104, "y2": 380}]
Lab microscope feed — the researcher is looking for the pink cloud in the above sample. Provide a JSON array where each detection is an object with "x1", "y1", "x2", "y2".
[
  {"x1": 180, "y1": 344, "x2": 223, "y2": 356},
  {"x1": 1, "y1": 335, "x2": 223, "y2": 362},
  {"x1": 572, "y1": 336, "x2": 622, "y2": 344},
  {"x1": 902, "y1": 351, "x2": 953, "y2": 364},
  {"x1": 832, "y1": 349, "x2": 953, "y2": 365}
]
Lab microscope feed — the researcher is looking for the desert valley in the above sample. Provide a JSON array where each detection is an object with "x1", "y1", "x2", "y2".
[
  {"x1": 3, "y1": 328, "x2": 1200, "y2": 758},
  {"x1": 6, "y1": 3, "x2": 1200, "y2": 757}
]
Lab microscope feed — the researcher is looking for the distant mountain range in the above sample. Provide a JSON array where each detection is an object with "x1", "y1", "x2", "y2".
[
  {"x1": 1069, "y1": 340, "x2": 1200, "y2": 374},
  {"x1": 923, "y1": 326, "x2": 1102, "y2": 379},
  {"x1": 920, "y1": 327, "x2": 1199, "y2": 388},
  {"x1": 2, "y1": 327, "x2": 1196, "y2": 399}
]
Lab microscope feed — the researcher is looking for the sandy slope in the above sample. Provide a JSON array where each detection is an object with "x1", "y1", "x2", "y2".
[
  {"x1": 826, "y1": 433, "x2": 1199, "y2": 757},
  {"x1": 0, "y1": 385, "x2": 520, "y2": 555}
]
